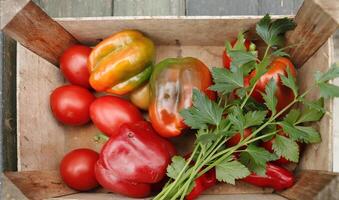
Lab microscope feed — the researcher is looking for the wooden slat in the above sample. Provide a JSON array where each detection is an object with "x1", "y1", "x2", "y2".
[
  {"x1": 34, "y1": 0, "x2": 113, "y2": 17},
  {"x1": 4, "y1": 171, "x2": 76, "y2": 200},
  {"x1": 56, "y1": 16, "x2": 291, "y2": 46},
  {"x1": 286, "y1": 0, "x2": 339, "y2": 67},
  {"x1": 186, "y1": 0, "x2": 259, "y2": 16},
  {"x1": 297, "y1": 40, "x2": 333, "y2": 171},
  {"x1": 52, "y1": 193, "x2": 286, "y2": 200},
  {"x1": 17, "y1": 44, "x2": 66, "y2": 171},
  {"x1": 2, "y1": 1, "x2": 78, "y2": 65},
  {"x1": 258, "y1": 0, "x2": 295, "y2": 15},
  {"x1": 0, "y1": 33, "x2": 17, "y2": 171},
  {"x1": 114, "y1": 0, "x2": 185, "y2": 16},
  {"x1": 278, "y1": 170, "x2": 339, "y2": 200}
]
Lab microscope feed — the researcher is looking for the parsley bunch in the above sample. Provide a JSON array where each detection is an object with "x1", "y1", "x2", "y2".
[{"x1": 153, "y1": 14, "x2": 339, "y2": 200}]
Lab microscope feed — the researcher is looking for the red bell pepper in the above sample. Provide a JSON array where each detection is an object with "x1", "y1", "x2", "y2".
[
  {"x1": 242, "y1": 163, "x2": 294, "y2": 191},
  {"x1": 95, "y1": 121, "x2": 176, "y2": 198},
  {"x1": 186, "y1": 169, "x2": 216, "y2": 200}
]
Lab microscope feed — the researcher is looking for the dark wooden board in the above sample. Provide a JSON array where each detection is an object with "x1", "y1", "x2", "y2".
[{"x1": 0, "y1": 33, "x2": 17, "y2": 172}]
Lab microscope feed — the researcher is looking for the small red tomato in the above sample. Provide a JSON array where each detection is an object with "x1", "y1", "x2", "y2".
[
  {"x1": 60, "y1": 149, "x2": 99, "y2": 191},
  {"x1": 227, "y1": 128, "x2": 252, "y2": 147},
  {"x1": 50, "y1": 85, "x2": 95, "y2": 125},
  {"x1": 90, "y1": 96, "x2": 143, "y2": 136},
  {"x1": 223, "y1": 39, "x2": 252, "y2": 69},
  {"x1": 60, "y1": 45, "x2": 92, "y2": 88}
]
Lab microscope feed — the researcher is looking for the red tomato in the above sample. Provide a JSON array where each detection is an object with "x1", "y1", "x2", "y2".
[
  {"x1": 60, "y1": 45, "x2": 92, "y2": 88},
  {"x1": 50, "y1": 85, "x2": 95, "y2": 125},
  {"x1": 90, "y1": 96, "x2": 143, "y2": 136},
  {"x1": 226, "y1": 128, "x2": 252, "y2": 147},
  {"x1": 223, "y1": 39, "x2": 252, "y2": 69},
  {"x1": 60, "y1": 149, "x2": 99, "y2": 191},
  {"x1": 247, "y1": 57, "x2": 297, "y2": 113}
]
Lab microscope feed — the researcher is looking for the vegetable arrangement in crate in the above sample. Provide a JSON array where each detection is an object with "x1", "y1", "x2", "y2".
[{"x1": 49, "y1": 14, "x2": 339, "y2": 199}]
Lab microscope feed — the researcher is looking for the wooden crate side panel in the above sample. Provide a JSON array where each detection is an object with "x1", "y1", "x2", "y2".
[
  {"x1": 297, "y1": 39, "x2": 333, "y2": 171},
  {"x1": 17, "y1": 44, "x2": 66, "y2": 171},
  {"x1": 52, "y1": 193, "x2": 286, "y2": 200},
  {"x1": 56, "y1": 16, "x2": 292, "y2": 46}
]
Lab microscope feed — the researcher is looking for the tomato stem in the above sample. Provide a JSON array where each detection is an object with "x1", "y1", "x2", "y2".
[{"x1": 93, "y1": 133, "x2": 109, "y2": 143}]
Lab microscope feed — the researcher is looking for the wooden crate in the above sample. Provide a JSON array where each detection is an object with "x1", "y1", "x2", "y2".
[{"x1": 1, "y1": 0, "x2": 339, "y2": 199}]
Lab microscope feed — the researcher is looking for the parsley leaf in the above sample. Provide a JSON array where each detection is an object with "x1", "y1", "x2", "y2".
[
  {"x1": 239, "y1": 144, "x2": 278, "y2": 175},
  {"x1": 228, "y1": 106, "x2": 246, "y2": 134},
  {"x1": 244, "y1": 110, "x2": 267, "y2": 128},
  {"x1": 296, "y1": 98, "x2": 325, "y2": 124},
  {"x1": 279, "y1": 121, "x2": 321, "y2": 143},
  {"x1": 318, "y1": 83, "x2": 339, "y2": 98},
  {"x1": 262, "y1": 78, "x2": 277, "y2": 114},
  {"x1": 167, "y1": 156, "x2": 187, "y2": 179},
  {"x1": 315, "y1": 63, "x2": 339, "y2": 83},
  {"x1": 280, "y1": 67, "x2": 298, "y2": 97},
  {"x1": 180, "y1": 89, "x2": 223, "y2": 129},
  {"x1": 272, "y1": 48, "x2": 290, "y2": 57},
  {"x1": 283, "y1": 109, "x2": 300, "y2": 124},
  {"x1": 227, "y1": 51, "x2": 257, "y2": 67},
  {"x1": 315, "y1": 64, "x2": 339, "y2": 98},
  {"x1": 256, "y1": 14, "x2": 296, "y2": 47},
  {"x1": 216, "y1": 160, "x2": 250, "y2": 184},
  {"x1": 250, "y1": 56, "x2": 270, "y2": 86},
  {"x1": 209, "y1": 67, "x2": 244, "y2": 95},
  {"x1": 272, "y1": 134, "x2": 299, "y2": 162}
]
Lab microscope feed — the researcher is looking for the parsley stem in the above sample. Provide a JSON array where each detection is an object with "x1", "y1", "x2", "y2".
[
  {"x1": 155, "y1": 146, "x2": 200, "y2": 200},
  {"x1": 178, "y1": 150, "x2": 204, "y2": 200},
  {"x1": 263, "y1": 45, "x2": 271, "y2": 59},
  {"x1": 244, "y1": 131, "x2": 278, "y2": 144}
]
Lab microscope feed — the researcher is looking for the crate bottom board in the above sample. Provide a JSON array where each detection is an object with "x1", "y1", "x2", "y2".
[{"x1": 3, "y1": 170, "x2": 339, "y2": 200}]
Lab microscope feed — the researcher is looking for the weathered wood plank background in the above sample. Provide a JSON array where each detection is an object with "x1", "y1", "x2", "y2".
[{"x1": 0, "y1": 0, "x2": 338, "y2": 172}]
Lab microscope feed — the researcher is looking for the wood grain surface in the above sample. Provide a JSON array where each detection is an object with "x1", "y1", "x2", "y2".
[
  {"x1": 16, "y1": 44, "x2": 66, "y2": 171},
  {"x1": 286, "y1": 0, "x2": 339, "y2": 67},
  {"x1": 4, "y1": 171, "x2": 77, "y2": 200}
]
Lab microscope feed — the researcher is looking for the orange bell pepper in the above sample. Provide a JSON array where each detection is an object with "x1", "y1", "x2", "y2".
[{"x1": 88, "y1": 30, "x2": 155, "y2": 95}]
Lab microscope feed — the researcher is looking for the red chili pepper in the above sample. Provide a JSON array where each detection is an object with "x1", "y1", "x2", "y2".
[
  {"x1": 95, "y1": 121, "x2": 176, "y2": 198},
  {"x1": 242, "y1": 163, "x2": 294, "y2": 191},
  {"x1": 186, "y1": 169, "x2": 216, "y2": 200}
]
